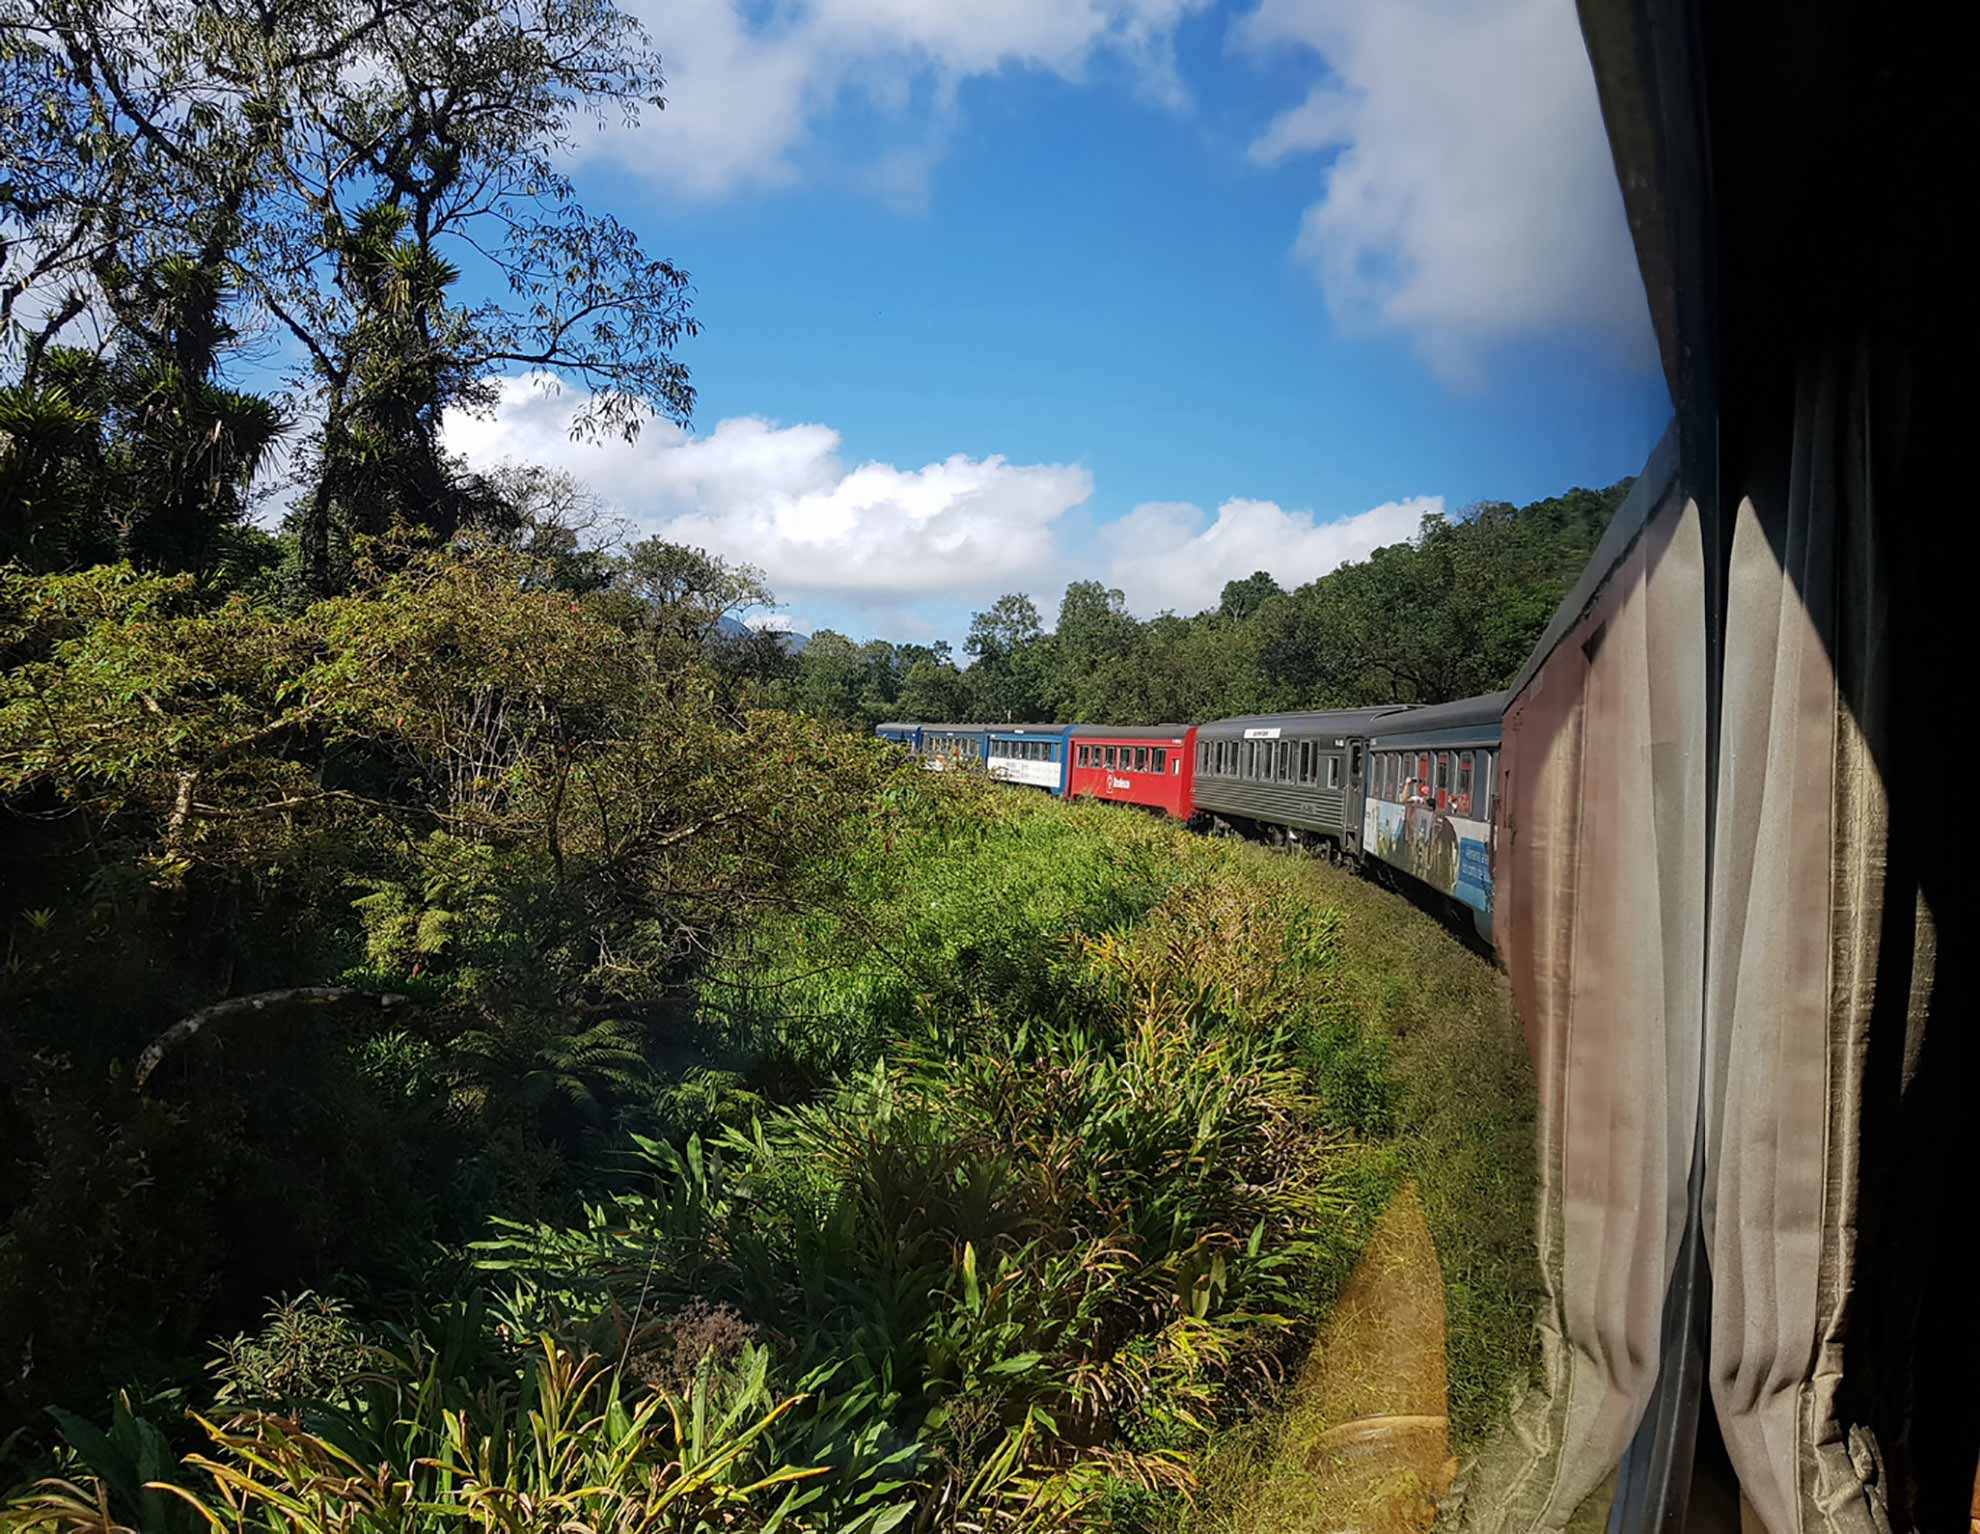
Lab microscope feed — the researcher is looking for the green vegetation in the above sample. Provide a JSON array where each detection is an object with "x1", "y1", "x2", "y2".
[
  {"x1": 3, "y1": 587, "x2": 1536, "y2": 1526},
  {"x1": 768, "y1": 484, "x2": 1630, "y2": 730}
]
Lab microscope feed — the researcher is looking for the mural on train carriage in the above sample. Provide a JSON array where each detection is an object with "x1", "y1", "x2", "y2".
[{"x1": 1364, "y1": 755, "x2": 1494, "y2": 914}]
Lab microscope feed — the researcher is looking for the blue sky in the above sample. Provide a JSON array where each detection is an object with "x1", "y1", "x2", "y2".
[{"x1": 443, "y1": 0, "x2": 1673, "y2": 647}]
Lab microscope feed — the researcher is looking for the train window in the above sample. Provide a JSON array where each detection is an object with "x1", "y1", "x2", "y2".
[
  {"x1": 1326, "y1": 756, "x2": 1341, "y2": 789},
  {"x1": 1476, "y1": 750, "x2": 1491, "y2": 817},
  {"x1": 1457, "y1": 751, "x2": 1474, "y2": 815},
  {"x1": 1152, "y1": 748, "x2": 1166, "y2": 774},
  {"x1": 1434, "y1": 751, "x2": 1451, "y2": 808},
  {"x1": 1350, "y1": 743, "x2": 1362, "y2": 780},
  {"x1": 1105, "y1": 746, "x2": 1118, "y2": 769},
  {"x1": 1130, "y1": 747, "x2": 1144, "y2": 771},
  {"x1": 1274, "y1": 741, "x2": 1289, "y2": 780}
]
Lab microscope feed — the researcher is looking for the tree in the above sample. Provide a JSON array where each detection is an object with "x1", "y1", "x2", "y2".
[
  {"x1": 607, "y1": 539, "x2": 771, "y2": 649},
  {"x1": 2, "y1": 0, "x2": 701, "y2": 592},
  {"x1": 895, "y1": 657, "x2": 970, "y2": 721},
  {"x1": 963, "y1": 592, "x2": 1049, "y2": 722},
  {"x1": 1218, "y1": 570, "x2": 1283, "y2": 621}
]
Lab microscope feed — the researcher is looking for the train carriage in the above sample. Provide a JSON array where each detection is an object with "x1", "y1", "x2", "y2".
[
  {"x1": 874, "y1": 722, "x2": 922, "y2": 754},
  {"x1": 1190, "y1": 707, "x2": 1409, "y2": 857},
  {"x1": 1361, "y1": 692, "x2": 1508, "y2": 939},
  {"x1": 1066, "y1": 724, "x2": 1196, "y2": 818},
  {"x1": 917, "y1": 723, "x2": 989, "y2": 771},
  {"x1": 986, "y1": 724, "x2": 1072, "y2": 794}
]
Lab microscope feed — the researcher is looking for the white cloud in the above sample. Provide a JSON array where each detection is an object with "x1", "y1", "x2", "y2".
[
  {"x1": 447, "y1": 378, "x2": 1444, "y2": 634},
  {"x1": 443, "y1": 375, "x2": 1092, "y2": 611},
  {"x1": 585, "y1": 0, "x2": 1209, "y2": 198},
  {"x1": 1103, "y1": 493, "x2": 1437, "y2": 615},
  {"x1": 1238, "y1": 0, "x2": 1656, "y2": 380}
]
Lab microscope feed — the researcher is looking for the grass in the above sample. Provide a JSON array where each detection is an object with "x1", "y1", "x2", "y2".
[
  {"x1": 4, "y1": 778, "x2": 1538, "y2": 1534},
  {"x1": 1178, "y1": 848, "x2": 1539, "y2": 1534},
  {"x1": 1296, "y1": 861, "x2": 1539, "y2": 1450}
]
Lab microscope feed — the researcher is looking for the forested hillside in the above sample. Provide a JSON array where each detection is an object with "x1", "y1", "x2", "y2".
[{"x1": 766, "y1": 481, "x2": 1631, "y2": 729}]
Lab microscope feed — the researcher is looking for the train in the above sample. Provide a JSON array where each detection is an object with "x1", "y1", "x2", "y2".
[{"x1": 876, "y1": 692, "x2": 1507, "y2": 940}]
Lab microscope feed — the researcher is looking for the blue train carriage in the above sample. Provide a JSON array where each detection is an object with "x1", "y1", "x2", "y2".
[
  {"x1": 1362, "y1": 691, "x2": 1510, "y2": 940},
  {"x1": 986, "y1": 723, "x2": 1073, "y2": 795},
  {"x1": 874, "y1": 721, "x2": 923, "y2": 755},
  {"x1": 917, "y1": 723, "x2": 990, "y2": 772}
]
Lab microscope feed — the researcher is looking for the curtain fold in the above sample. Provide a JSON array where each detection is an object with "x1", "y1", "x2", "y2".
[
  {"x1": 1705, "y1": 335, "x2": 1965, "y2": 1532},
  {"x1": 1459, "y1": 486, "x2": 1707, "y2": 1531}
]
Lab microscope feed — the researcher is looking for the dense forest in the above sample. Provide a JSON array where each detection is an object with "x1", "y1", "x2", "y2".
[
  {"x1": 3, "y1": 0, "x2": 1573, "y2": 1525},
  {"x1": 761, "y1": 478, "x2": 1630, "y2": 731}
]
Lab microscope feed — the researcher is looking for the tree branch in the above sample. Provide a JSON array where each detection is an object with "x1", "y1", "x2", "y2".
[{"x1": 135, "y1": 987, "x2": 411, "y2": 1088}]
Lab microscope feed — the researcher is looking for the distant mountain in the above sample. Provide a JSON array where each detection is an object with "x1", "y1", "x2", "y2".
[{"x1": 714, "y1": 615, "x2": 808, "y2": 654}]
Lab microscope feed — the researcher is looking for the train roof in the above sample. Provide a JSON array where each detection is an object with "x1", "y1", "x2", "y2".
[
  {"x1": 1196, "y1": 705, "x2": 1410, "y2": 742},
  {"x1": 1367, "y1": 691, "x2": 1510, "y2": 746},
  {"x1": 987, "y1": 722, "x2": 1070, "y2": 735},
  {"x1": 1068, "y1": 723, "x2": 1192, "y2": 740},
  {"x1": 916, "y1": 722, "x2": 988, "y2": 734},
  {"x1": 873, "y1": 721, "x2": 920, "y2": 733}
]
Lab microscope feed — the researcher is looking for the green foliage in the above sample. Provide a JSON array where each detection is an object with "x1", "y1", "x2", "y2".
[
  {"x1": 0, "y1": 548, "x2": 913, "y2": 1430},
  {"x1": 210, "y1": 1294, "x2": 379, "y2": 1413},
  {"x1": 467, "y1": 798, "x2": 1398, "y2": 1526}
]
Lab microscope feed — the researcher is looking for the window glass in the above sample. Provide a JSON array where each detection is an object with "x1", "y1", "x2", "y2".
[
  {"x1": 1152, "y1": 748, "x2": 1166, "y2": 774},
  {"x1": 1457, "y1": 751, "x2": 1474, "y2": 815},
  {"x1": 1103, "y1": 746, "x2": 1115, "y2": 768},
  {"x1": 1351, "y1": 743, "x2": 1363, "y2": 779},
  {"x1": 1326, "y1": 755, "x2": 1341, "y2": 789},
  {"x1": 1197, "y1": 742, "x2": 1207, "y2": 772},
  {"x1": 1275, "y1": 741, "x2": 1289, "y2": 780},
  {"x1": 1132, "y1": 747, "x2": 1145, "y2": 772},
  {"x1": 1435, "y1": 751, "x2": 1451, "y2": 808}
]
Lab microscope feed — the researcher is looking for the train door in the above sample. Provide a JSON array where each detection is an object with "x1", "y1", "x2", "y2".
[{"x1": 1345, "y1": 739, "x2": 1366, "y2": 855}]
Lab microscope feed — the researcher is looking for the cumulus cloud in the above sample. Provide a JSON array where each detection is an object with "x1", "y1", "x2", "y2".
[
  {"x1": 1103, "y1": 493, "x2": 1438, "y2": 615},
  {"x1": 1238, "y1": 0, "x2": 1656, "y2": 380},
  {"x1": 443, "y1": 375, "x2": 1092, "y2": 613},
  {"x1": 588, "y1": 0, "x2": 1209, "y2": 198}
]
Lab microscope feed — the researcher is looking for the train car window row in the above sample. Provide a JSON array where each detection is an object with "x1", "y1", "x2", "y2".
[
  {"x1": 1074, "y1": 742, "x2": 1175, "y2": 775},
  {"x1": 1370, "y1": 748, "x2": 1491, "y2": 815}
]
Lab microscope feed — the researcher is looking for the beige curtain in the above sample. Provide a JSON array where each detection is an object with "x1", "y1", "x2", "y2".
[
  {"x1": 1459, "y1": 483, "x2": 1708, "y2": 1530},
  {"x1": 1705, "y1": 338, "x2": 1962, "y2": 1533}
]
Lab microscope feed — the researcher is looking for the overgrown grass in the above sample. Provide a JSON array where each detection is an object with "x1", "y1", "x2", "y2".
[
  {"x1": 5, "y1": 778, "x2": 1536, "y2": 1533},
  {"x1": 1296, "y1": 862, "x2": 1538, "y2": 1449}
]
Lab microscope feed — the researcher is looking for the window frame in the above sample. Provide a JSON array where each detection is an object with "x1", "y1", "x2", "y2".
[{"x1": 1326, "y1": 755, "x2": 1341, "y2": 790}]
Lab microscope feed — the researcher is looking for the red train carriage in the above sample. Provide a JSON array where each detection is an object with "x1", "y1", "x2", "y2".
[{"x1": 1066, "y1": 724, "x2": 1197, "y2": 819}]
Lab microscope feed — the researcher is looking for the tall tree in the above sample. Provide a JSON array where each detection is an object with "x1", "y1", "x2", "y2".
[
  {"x1": 2, "y1": 0, "x2": 700, "y2": 591},
  {"x1": 1218, "y1": 570, "x2": 1283, "y2": 621}
]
